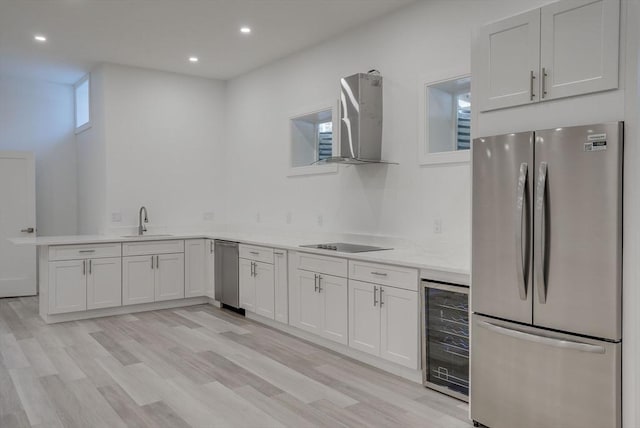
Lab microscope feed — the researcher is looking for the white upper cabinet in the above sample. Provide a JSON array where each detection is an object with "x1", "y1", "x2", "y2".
[
  {"x1": 476, "y1": 0, "x2": 619, "y2": 111},
  {"x1": 540, "y1": 0, "x2": 619, "y2": 100},
  {"x1": 477, "y1": 9, "x2": 541, "y2": 111}
]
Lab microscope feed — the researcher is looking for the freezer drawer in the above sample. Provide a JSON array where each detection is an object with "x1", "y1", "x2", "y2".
[{"x1": 470, "y1": 314, "x2": 620, "y2": 428}]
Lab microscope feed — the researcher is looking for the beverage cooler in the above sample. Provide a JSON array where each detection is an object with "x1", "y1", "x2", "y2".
[{"x1": 422, "y1": 280, "x2": 469, "y2": 401}]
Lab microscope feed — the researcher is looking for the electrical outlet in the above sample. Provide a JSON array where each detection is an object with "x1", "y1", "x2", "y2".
[
  {"x1": 203, "y1": 212, "x2": 214, "y2": 221},
  {"x1": 434, "y1": 218, "x2": 443, "y2": 234},
  {"x1": 317, "y1": 215, "x2": 323, "y2": 227},
  {"x1": 111, "y1": 212, "x2": 122, "y2": 223},
  {"x1": 286, "y1": 211, "x2": 292, "y2": 224}
]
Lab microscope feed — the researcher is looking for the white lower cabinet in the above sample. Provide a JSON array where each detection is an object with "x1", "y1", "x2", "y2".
[
  {"x1": 155, "y1": 253, "x2": 185, "y2": 301},
  {"x1": 123, "y1": 255, "x2": 155, "y2": 305},
  {"x1": 254, "y1": 262, "x2": 275, "y2": 319},
  {"x1": 123, "y1": 253, "x2": 184, "y2": 305},
  {"x1": 240, "y1": 257, "x2": 275, "y2": 319},
  {"x1": 87, "y1": 257, "x2": 122, "y2": 310},
  {"x1": 349, "y1": 280, "x2": 381, "y2": 355},
  {"x1": 49, "y1": 260, "x2": 87, "y2": 314},
  {"x1": 185, "y1": 239, "x2": 206, "y2": 298},
  {"x1": 49, "y1": 257, "x2": 123, "y2": 314},
  {"x1": 239, "y1": 258, "x2": 256, "y2": 312},
  {"x1": 290, "y1": 269, "x2": 348, "y2": 345},
  {"x1": 274, "y1": 250, "x2": 288, "y2": 323},
  {"x1": 348, "y1": 279, "x2": 419, "y2": 369},
  {"x1": 379, "y1": 285, "x2": 419, "y2": 368},
  {"x1": 293, "y1": 269, "x2": 322, "y2": 335},
  {"x1": 206, "y1": 239, "x2": 215, "y2": 298}
]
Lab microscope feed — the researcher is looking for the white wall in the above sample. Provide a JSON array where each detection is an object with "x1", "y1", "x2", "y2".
[
  {"x1": 0, "y1": 75, "x2": 77, "y2": 236},
  {"x1": 77, "y1": 63, "x2": 227, "y2": 234},
  {"x1": 224, "y1": 0, "x2": 549, "y2": 270},
  {"x1": 77, "y1": 66, "x2": 108, "y2": 234}
]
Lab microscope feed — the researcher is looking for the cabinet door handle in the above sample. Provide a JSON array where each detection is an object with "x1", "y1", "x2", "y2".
[
  {"x1": 379, "y1": 288, "x2": 384, "y2": 306},
  {"x1": 254, "y1": 262, "x2": 258, "y2": 277},
  {"x1": 314, "y1": 274, "x2": 318, "y2": 292},
  {"x1": 151, "y1": 256, "x2": 154, "y2": 269},
  {"x1": 82, "y1": 260, "x2": 86, "y2": 275},
  {"x1": 210, "y1": 241, "x2": 214, "y2": 254},
  {"x1": 541, "y1": 67, "x2": 548, "y2": 99},
  {"x1": 371, "y1": 271, "x2": 387, "y2": 277},
  {"x1": 529, "y1": 70, "x2": 536, "y2": 101},
  {"x1": 373, "y1": 286, "x2": 378, "y2": 307},
  {"x1": 88, "y1": 259, "x2": 92, "y2": 275},
  {"x1": 156, "y1": 255, "x2": 159, "y2": 269},
  {"x1": 318, "y1": 275, "x2": 322, "y2": 293}
]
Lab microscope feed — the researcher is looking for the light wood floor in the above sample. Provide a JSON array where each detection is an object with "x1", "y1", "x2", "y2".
[{"x1": 0, "y1": 297, "x2": 471, "y2": 428}]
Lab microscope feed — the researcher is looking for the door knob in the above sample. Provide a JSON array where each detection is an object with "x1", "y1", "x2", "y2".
[{"x1": 20, "y1": 227, "x2": 34, "y2": 233}]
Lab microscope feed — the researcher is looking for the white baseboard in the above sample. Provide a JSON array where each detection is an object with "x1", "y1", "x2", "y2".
[
  {"x1": 41, "y1": 296, "x2": 210, "y2": 324},
  {"x1": 245, "y1": 311, "x2": 423, "y2": 384}
]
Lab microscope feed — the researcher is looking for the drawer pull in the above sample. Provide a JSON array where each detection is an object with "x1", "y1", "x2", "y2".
[
  {"x1": 371, "y1": 271, "x2": 388, "y2": 277},
  {"x1": 250, "y1": 251, "x2": 260, "y2": 255},
  {"x1": 79, "y1": 250, "x2": 96, "y2": 253},
  {"x1": 274, "y1": 251, "x2": 284, "y2": 256}
]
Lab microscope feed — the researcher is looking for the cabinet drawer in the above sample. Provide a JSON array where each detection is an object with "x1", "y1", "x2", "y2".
[
  {"x1": 239, "y1": 244, "x2": 274, "y2": 264},
  {"x1": 49, "y1": 243, "x2": 122, "y2": 261},
  {"x1": 349, "y1": 260, "x2": 418, "y2": 291},
  {"x1": 122, "y1": 240, "x2": 184, "y2": 256},
  {"x1": 296, "y1": 252, "x2": 348, "y2": 278}
]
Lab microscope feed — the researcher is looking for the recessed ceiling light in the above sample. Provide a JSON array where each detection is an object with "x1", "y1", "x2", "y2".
[
  {"x1": 34, "y1": 35, "x2": 47, "y2": 42},
  {"x1": 189, "y1": 56, "x2": 199, "y2": 63},
  {"x1": 240, "y1": 26, "x2": 251, "y2": 34}
]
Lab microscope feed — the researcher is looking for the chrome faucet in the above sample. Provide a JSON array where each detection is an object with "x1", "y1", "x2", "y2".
[{"x1": 138, "y1": 206, "x2": 149, "y2": 236}]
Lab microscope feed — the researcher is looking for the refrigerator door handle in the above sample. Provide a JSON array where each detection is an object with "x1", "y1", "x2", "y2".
[
  {"x1": 476, "y1": 321, "x2": 605, "y2": 354},
  {"x1": 515, "y1": 162, "x2": 528, "y2": 300},
  {"x1": 535, "y1": 162, "x2": 548, "y2": 304}
]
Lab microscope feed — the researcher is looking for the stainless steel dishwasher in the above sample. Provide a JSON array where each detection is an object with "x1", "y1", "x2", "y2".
[{"x1": 214, "y1": 240, "x2": 240, "y2": 310}]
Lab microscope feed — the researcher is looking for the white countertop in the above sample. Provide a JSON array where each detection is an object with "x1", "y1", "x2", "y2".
[{"x1": 11, "y1": 232, "x2": 470, "y2": 285}]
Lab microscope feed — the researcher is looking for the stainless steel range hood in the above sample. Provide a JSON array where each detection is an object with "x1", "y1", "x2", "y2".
[{"x1": 326, "y1": 72, "x2": 392, "y2": 164}]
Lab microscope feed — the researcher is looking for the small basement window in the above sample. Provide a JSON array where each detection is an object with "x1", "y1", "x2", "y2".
[
  {"x1": 289, "y1": 107, "x2": 337, "y2": 175},
  {"x1": 420, "y1": 75, "x2": 471, "y2": 165},
  {"x1": 74, "y1": 74, "x2": 91, "y2": 133}
]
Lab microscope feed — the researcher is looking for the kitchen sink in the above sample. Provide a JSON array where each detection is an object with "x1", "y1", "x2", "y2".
[{"x1": 121, "y1": 234, "x2": 173, "y2": 238}]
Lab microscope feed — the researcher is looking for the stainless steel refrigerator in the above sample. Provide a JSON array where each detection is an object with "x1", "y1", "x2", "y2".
[{"x1": 470, "y1": 122, "x2": 622, "y2": 428}]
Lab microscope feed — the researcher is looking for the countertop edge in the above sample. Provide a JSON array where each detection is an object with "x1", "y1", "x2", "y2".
[{"x1": 10, "y1": 234, "x2": 470, "y2": 284}]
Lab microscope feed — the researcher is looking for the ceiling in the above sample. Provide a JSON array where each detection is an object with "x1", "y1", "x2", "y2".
[{"x1": 0, "y1": 0, "x2": 415, "y2": 84}]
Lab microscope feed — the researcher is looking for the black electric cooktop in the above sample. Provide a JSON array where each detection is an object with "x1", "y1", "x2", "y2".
[{"x1": 299, "y1": 242, "x2": 392, "y2": 253}]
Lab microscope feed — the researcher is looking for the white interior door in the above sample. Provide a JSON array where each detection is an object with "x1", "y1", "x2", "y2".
[{"x1": 0, "y1": 151, "x2": 36, "y2": 297}]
